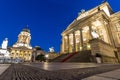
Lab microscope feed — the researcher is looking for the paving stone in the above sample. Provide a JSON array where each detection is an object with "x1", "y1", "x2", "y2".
[
  {"x1": 0, "y1": 64, "x2": 10, "y2": 75},
  {"x1": 97, "y1": 69, "x2": 120, "y2": 79},
  {"x1": 1, "y1": 64, "x2": 120, "y2": 80},
  {"x1": 82, "y1": 76, "x2": 117, "y2": 80}
]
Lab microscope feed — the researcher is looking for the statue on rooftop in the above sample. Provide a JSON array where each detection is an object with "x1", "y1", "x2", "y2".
[
  {"x1": 49, "y1": 47, "x2": 55, "y2": 53},
  {"x1": 1, "y1": 38, "x2": 8, "y2": 49}
]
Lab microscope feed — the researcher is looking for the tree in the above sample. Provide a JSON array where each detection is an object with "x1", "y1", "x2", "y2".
[{"x1": 35, "y1": 54, "x2": 46, "y2": 62}]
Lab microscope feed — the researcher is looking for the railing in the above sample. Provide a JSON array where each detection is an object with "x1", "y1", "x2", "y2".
[{"x1": 61, "y1": 52, "x2": 77, "y2": 62}]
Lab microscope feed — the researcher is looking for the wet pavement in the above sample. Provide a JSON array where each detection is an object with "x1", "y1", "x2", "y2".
[
  {"x1": 1, "y1": 63, "x2": 120, "y2": 80},
  {"x1": 24, "y1": 62, "x2": 103, "y2": 71}
]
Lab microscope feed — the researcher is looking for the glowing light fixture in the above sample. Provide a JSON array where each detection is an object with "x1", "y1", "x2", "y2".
[
  {"x1": 45, "y1": 54, "x2": 49, "y2": 58},
  {"x1": 87, "y1": 44, "x2": 91, "y2": 49},
  {"x1": 80, "y1": 47, "x2": 82, "y2": 51}
]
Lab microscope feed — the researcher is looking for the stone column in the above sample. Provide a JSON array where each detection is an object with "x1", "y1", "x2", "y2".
[
  {"x1": 79, "y1": 29, "x2": 83, "y2": 51},
  {"x1": 67, "y1": 34, "x2": 69, "y2": 53},
  {"x1": 62, "y1": 35, "x2": 69, "y2": 53},
  {"x1": 88, "y1": 23, "x2": 93, "y2": 39},
  {"x1": 65, "y1": 36, "x2": 68, "y2": 52},
  {"x1": 62, "y1": 36, "x2": 65, "y2": 53},
  {"x1": 73, "y1": 31, "x2": 76, "y2": 52}
]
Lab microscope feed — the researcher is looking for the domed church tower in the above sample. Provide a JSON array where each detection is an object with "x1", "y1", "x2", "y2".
[
  {"x1": 10, "y1": 26, "x2": 33, "y2": 62},
  {"x1": 13, "y1": 26, "x2": 32, "y2": 49}
]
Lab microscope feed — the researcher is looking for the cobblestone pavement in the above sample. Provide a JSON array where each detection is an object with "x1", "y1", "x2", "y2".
[{"x1": 0, "y1": 64, "x2": 120, "y2": 80}]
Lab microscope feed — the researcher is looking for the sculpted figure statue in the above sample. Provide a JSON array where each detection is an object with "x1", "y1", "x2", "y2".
[
  {"x1": 91, "y1": 30, "x2": 99, "y2": 38},
  {"x1": 49, "y1": 47, "x2": 55, "y2": 53},
  {"x1": 2, "y1": 38, "x2": 8, "y2": 49}
]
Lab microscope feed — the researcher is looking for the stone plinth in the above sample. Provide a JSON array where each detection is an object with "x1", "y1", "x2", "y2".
[{"x1": 89, "y1": 38, "x2": 118, "y2": 63}]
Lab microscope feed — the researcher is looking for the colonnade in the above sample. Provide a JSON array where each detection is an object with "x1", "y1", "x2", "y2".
[
  {"x1": 61, "y1": 19, "x2": 112, "y2": 53},
  {"x1": 62, "y1": 26, "x2": 92, "y2": 53}
]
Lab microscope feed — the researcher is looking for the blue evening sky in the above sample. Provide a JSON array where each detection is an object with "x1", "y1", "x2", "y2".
[{"x1": 0, "y1": 0, "x2": 120, "y2": 52}]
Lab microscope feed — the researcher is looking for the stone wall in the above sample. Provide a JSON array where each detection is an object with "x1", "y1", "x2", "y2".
[
  {"x1": 89, "y1": 38, "x2": 118, "y2": 63},
  {"x1": 47, "y1": 52, "x2": 59, "y2": 60}
]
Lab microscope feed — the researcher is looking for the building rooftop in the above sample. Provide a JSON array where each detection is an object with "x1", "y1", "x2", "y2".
[{"x1": 22, "y1": 25, "x2": 30, "y2": 33}]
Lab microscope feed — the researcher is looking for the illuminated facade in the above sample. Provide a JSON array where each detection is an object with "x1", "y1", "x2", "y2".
[
  {"x1": 10, "y1": 27, "x2": 33, "y2": 61},
  {"x1": 61, "y1": 2, "x2": 120, "y2": 63}
]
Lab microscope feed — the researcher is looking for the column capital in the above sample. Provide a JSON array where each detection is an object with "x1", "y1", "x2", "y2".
[
  {"x1": 79, "y1": 28, "x2": 83, "y2": 31},
  {"x1": 66, "y1": 34, "x2": 69, "y2": 37},
  {"x1": 88, "y1": 22, "x2": 93, "y2": 26},
  {"x1": 72, "y1": 31, "x2": 75, "y2": 34}
]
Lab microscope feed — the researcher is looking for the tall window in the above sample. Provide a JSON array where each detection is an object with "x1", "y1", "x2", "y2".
[{"x1": 116, "y1": 23, "x2": 120, "y2": 31}]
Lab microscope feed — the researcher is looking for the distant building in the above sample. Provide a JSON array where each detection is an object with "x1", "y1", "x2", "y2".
[
  {"x1": 10, "y1": 26, "x2": 33, "y2": 61},
  {"x1": 61, "y1": 2, "x2": 120, "y2": 63}
]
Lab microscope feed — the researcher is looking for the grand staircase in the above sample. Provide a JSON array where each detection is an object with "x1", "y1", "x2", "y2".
[
  {"x1": 50, "y1": 54, "x2": 68, "y2": 62},
  {"x1": 61, "y1": 52, "x2": 77, "y2": 62},
  {"x1": 51, "y1": 50, "x2": 92, "y2": 62},
  {"x1": 66, "y1": 50, "x2": 92, "y2": 62}
]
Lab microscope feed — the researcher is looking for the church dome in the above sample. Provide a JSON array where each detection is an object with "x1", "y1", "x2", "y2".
[{"x1": 22, "y1": 26, "x2": 30, "y2": 33}]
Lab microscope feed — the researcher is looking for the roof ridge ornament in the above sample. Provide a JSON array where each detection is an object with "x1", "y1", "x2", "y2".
[
  {"x1": 78, "y1": 9, "x2": 85, "y2": 16},
  {"x1": 81, "y1": 9, "x2": 85, "y2": 13}
]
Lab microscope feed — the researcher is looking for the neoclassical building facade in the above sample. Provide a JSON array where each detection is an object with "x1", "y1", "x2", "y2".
[
  {"x1": 10, "y1": 27, "x2": 33, "y2": 61},
  {"x1": 61, "y1": 2, "x2": 120, "y2": 63}
]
